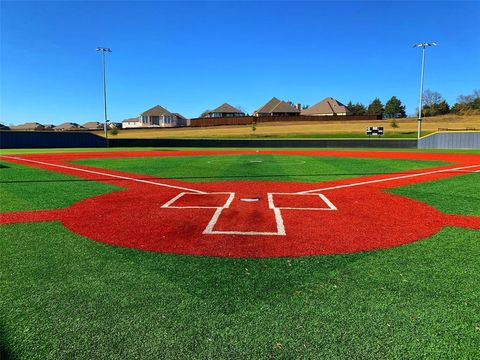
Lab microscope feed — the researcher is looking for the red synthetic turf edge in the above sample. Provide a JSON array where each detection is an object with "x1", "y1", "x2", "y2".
[
  {"x1": 1, "y1": 150, "x2": 479, "y2": 258},
  {"x1": 0, "y1": 209, "x2": 65, "y2": 225}
]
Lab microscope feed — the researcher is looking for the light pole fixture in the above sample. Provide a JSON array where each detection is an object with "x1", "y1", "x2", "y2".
[
  {"x1": 96, "y1": 47, "x2": 112, "y2": 141},
  {"x1": 413, "y1": 42, "x2": 437, "y2": 139}
]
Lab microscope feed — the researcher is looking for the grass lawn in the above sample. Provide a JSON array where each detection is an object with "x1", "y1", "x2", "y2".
[
  {"x1": 73, "y1": 154, "x2": 446, "y2": 183},
  {"x1": 388, "y1": 172, "x2": 480, "y2": 216},
  {"x1": 1, "y1": 222, "x2": 479, "y2": 359},
  {"x1": 0, "y1": 161, "x2": 120, "y2": 212}
]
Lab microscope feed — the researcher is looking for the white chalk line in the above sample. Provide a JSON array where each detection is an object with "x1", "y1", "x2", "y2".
[
  {"x1": 267, "y1": 193, "x2": 337, "y2": 211},
  {"x1": 455, "y1": 169, "x2": 480, "y2": 173},
  {"x1": 161, "y1": 191, "x2": 283, "y2": 235},
  {"x1": 9, "y1": 155, "x2": 474, "y2": 236},
  {"x1": 161, "y1": 192, "x2": 336, "y2": 236},
  {"x1": 296, "y1": 163, "x2": 480, "y2": 194},
  {"x1": 0, "y1": 155, "x2": 206, "y2": 194},
  {"x1": 1, "y1": 155, "x2": 332, "y2": 236},
  {"x1": 161, "y1": 192, "x2": 234, "y2": 209}
]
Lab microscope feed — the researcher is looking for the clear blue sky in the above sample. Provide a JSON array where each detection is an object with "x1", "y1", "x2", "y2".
[{"x1": 1, "y1": 1, "x2": 479, "y2": 125}]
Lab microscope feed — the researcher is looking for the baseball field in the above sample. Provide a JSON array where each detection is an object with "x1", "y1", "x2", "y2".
[{"x1": 1, "y1": 147, "x2": 479, "y2": 359}]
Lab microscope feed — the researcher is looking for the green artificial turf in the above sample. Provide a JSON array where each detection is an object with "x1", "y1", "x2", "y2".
[
  {"x1": 73, "y1": 154, "x2": 446, "y2": 183},
  {"x1": 1, "y1": 222, "x2": 479, "y2": 359},
  {"x1": 0, "y1": 161, "x2": 120, "y2": 212},
  {"x1": 388, "y1": 172, "x2": 480, "y2": 216}
]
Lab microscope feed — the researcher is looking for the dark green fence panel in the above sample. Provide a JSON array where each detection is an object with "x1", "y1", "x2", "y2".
[
  {"x1": 0, "y1": 131, "x2": 107, "y2": 149},
  {"x1": 109, "y1": 138, "x2": 417, "y2": 148}
]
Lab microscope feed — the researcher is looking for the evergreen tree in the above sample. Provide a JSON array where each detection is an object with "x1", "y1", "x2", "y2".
[
  {"x1": 384, "y1": 96, "x2": 406, "y2": 118},
  {"x1": 435, "y1": 100, "x2": 450, "y2": 115},
  {"x1": 346, "y1": 101, "x2": 354, "y2": 112},
  {"x1": 348, "y1": 102, "x2": 367, "y2": 115},
  {"x1": 367, "y1": 98, "x2": 384, "y2": 117},
  {"x1": 421, "y1": 90, "x2": 450, "y2": 117},
  {"x1": 423, "y1": 100, "x2": 450, "y2": 117}
]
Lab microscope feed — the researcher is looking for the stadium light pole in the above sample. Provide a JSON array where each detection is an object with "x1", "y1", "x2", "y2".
[
  {"x1": 96, "y1": 47, "x2": 112, "y2": 141},
  {"x1": 413, "y1": 42, "x2": 437, "y2": 139}
]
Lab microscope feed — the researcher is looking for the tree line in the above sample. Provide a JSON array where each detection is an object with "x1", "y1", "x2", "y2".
[
  {"x1": 347, "y1": 89, "x2": 480, "y2": 118},
  {"x1": 347, "y1": 97, "x2": 406, "y2": 118}
]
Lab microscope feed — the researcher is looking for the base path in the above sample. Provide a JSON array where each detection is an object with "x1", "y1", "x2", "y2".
[{"x1": 1, "y1": 150, "x2": 479, "y2": 257}]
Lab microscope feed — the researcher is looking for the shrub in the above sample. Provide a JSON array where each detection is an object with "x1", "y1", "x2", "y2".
[{"x1": 390, "y1": 119, "x2": 399, "y2": 128}]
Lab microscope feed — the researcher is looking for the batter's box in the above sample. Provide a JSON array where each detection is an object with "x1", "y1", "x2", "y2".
[
  {"x1": 161, "y1": 192, "x2": 234, "y2": 209},
  {"x1": 268, "y1": 193, "x2": 337, "y2": 211}
]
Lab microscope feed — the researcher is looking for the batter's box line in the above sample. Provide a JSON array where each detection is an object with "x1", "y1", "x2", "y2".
[
  {"x1": 203, "y1": 207, "x2": 285, "y2": 236},
  {"x1": 161, "y1": 192, "x2": 235, "y2": 209},
  {"x1": 267, "y1": 193, "x2": 337, "y2": 211},
  {"x1": 161, "y1": 191, "x2": 284, "y2": 236},
  {"x1": 161, "y1": 191, "x2": 337, "y2": 236}
]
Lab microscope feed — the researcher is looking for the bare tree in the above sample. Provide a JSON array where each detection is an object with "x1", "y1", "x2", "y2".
[
  {"x1": 235, "y1": 105, "x2": 247, "y2": 115},
  {"x1": 200, "y1": 109, "x2": 211, "y2": 118},
  {"x1": 457, "y1": 94, "x2": 474, "y2": 104},
  {"x1": 422, "y1": 89, "x2": 443, "y2": 107}
]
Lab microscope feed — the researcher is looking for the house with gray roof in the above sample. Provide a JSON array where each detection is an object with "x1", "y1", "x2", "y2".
[
  {"x1": 253, "y1": 97, "x2": 300, "y2": 116},
  {"x1": 55, "y1": 122, "x2": 84, "y2": 131},
  {"x1": 11, "y1": 122, "x2": 45, "y2": 131},
  {"x1": 301, "y1": 97, "x2": 352, "y2": 116},
  {"x1": 204, "y1": 103, "x2": 245, "y2": 118},
  {"x1": 83, "y1": 121, "x2": 102, "y2": 130}
]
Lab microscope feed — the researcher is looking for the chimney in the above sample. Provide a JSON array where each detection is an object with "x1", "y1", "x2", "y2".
[{"x1": 296, "y1": 103, "x2": 302, "y2": 111}]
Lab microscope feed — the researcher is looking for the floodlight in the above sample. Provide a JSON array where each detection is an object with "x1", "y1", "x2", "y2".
[
  {"x1": 412, "y1": 42, "x2": 437, "y2": 48},
  {"x1": 96, "y1": 47, "x2": 112, "y2": 142},
  {"x1": 413, "y1": 42, "x2": 438, "y2": 139}
]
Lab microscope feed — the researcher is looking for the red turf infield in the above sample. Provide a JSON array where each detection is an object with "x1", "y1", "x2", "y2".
[{"x1": 1, "y1": 150, "x2": 479, "y2": 257}]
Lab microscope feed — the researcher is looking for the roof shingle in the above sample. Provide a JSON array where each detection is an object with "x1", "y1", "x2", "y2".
[
  {"x1": 301, "y1": 97, "x2": 351, "y2": 115},
  {"x1": 140, "y1": 105, "x2": 172, "y2": 116},
  {"x1": 254, "y1": 97, "x2": 299, "y2": 114},
  {"x1": 210, "y1": 103, "x2": 243, "y2": 114},
  {"x1": 11, "y1": 122, "x2": 45, "y2": 130}
]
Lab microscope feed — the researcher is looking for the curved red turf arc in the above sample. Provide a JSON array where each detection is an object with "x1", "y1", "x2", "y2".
[{"x1": 1, "y1": 150, "x2": 479, "y2": 258}]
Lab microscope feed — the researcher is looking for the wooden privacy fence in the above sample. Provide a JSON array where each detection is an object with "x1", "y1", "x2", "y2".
[{"x1": 189, "y1": 115, "x2": 383, "y2": 127}]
